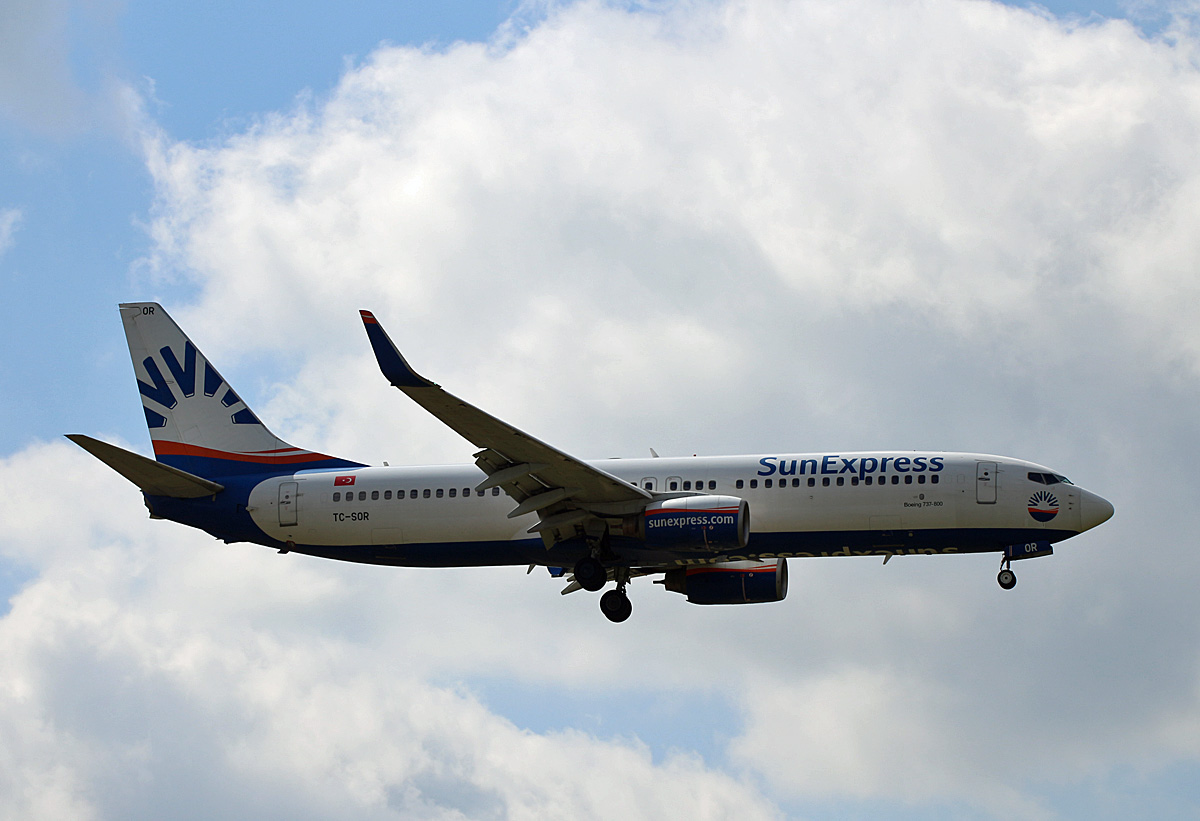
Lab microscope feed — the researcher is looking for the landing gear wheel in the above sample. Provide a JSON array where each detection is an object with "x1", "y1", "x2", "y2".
[
  {"x1": 997, "y1": 568, "x2": 1017, "y2": 590},
  {"x1": 600, "y1": 589, "x2": 633, "y2": 623},
  {"x1": 573, "y1": 556, "x2": 607, "y2": 592}
]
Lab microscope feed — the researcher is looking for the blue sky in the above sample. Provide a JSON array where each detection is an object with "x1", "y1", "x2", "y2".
[
  {"x1": 4, "y1": 1, "x2": 1200, "y2": 819},
  {"x1": 0, "y1": 1, "x2": 513, "y2": 454}
]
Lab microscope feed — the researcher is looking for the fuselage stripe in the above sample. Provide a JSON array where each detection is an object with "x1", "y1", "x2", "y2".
[{"x1": 152, "y1": 441, "x2": 336, "y2": 464}]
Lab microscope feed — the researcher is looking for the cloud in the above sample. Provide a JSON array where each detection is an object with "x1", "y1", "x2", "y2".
[
  {"x1": 132, "y1": 1, "x2": 1200, "y2": 466},
  {"x1": 0, "y1": 441, "x2": 779, "y2": 820},
  {"x1": 0, "y1": 209, "x2": 21, "y2": 258},
  {"x1": 0, "y1": 0, "x2": 133, "y2": 136},
  {"x1": 22, "y1": 0, "x2": 1200, "y2": 817},
  {"x1": 0, "y1": 0, "x2": 82, "y2": 131}
]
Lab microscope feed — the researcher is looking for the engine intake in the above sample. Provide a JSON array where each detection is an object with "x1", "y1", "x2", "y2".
[
  {"x1": 660, "y1": 559, "x2": 788, "y2": 605},
  {"x1": 642, "y1": 495, "x2": 749, "y2": 552}
]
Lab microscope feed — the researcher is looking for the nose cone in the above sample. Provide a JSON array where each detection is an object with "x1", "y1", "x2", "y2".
[{"x1": 1079, "y1": 488, "x2": 1114, "y2": 532}]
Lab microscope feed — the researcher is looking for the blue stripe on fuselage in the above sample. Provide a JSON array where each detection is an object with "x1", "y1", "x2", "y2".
[{"x1": 265, "y1": 527, "x2": 1079, "y2": 569}]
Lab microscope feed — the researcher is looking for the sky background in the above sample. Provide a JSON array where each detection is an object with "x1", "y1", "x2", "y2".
[{"x1": 3, "y1": 0, "x2": 1199, "y2": 818}]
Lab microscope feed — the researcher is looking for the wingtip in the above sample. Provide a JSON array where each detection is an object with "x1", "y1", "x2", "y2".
[{"x1": 359, "y1": 310, "x2": 436, "y2": 389}]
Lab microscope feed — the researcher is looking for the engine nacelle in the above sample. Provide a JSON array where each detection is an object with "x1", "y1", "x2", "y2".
[
  {"x1": 660, "y1": 559, "x2": 788, "y2": 605},
  {"x1": 642, "y1": 495, "x2": 750, "y2": 552}
]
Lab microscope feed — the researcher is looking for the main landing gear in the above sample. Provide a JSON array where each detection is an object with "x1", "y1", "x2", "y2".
[
  {"x1": 573, "y1": 556, "x2": 607, "y2": 592},
  {"x1": 997, "y1": 558, "x2": 1017, "y2": 590},
  {"x1": 572, "y1": 556, "x2": 633, "y2": 622}
]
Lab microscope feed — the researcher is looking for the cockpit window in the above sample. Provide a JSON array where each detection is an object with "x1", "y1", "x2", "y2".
[{"x1": 1028, "y1": 471, "x2": 1073, "y2": 485}]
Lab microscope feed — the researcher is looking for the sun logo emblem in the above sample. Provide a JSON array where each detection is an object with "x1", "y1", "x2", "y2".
[{"x1": 1028, "y1": 490, "x2": 1060, "y2": 523}]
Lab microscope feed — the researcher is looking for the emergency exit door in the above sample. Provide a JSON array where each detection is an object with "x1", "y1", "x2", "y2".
[
  {"x1": 279, "y1": 481, "x2": 298, "y2": 526},
  {"x1": 976, "y1": 462, "x2": 997, "y2": 504}
]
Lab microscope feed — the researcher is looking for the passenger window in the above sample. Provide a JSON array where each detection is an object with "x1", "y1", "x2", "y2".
[
  {"x1": 836, "y1": 477, "x2": 844, "y2": 486},
  {"x1": 384, "y1": 490, "x2": 392, "y2": 500},
  {"x1": 904, "y1": 475, "x2": 912, "y2": 485},
  {"x1": 449, "y1": 488, "x2": 457, "y2": 498},
  {"x1": 669, "y1": 480, "x2": 679, "y2": 491},
  {"x1": 708, "y1": 481, "x2": 716, "y2": 490},
  {"x1": 736, "y1": 479, "x2": 744, "y2": 489},
  {"x1": 463, "y1": 488, "x2": 470, "y2": 497},
  {"x1": 750, "y1": 480, "x2": 758, "y2": 489},
  {"x1": 765, "y1": 479, "x2": 773, "y2": 488},
  {"x1": 492, "y1": 487, "x2": 500, "y2": 496},
  {"x1": 865, "y1": 476, "x2": 872, "y2": 486},
  {"x1": 852, "y1": 477, "x2": 859, "y2": 486},
  {"x1": 333, "y1": 492, "x2": 341, "y2": 502},
  {"x1": 791, "y1": 478, "x2": 800, "y2": 487},
  {"x1": 917, "y1": 475, "x2": 925, "y2": 485},
  {"x1": 892, "y1": 476, "x2": 899, "y2": 485},
  {"x1": 371, "y1": 490, "x2": 379, "y2": 500},
  {"x1": 436, "y1": 488, "x2": 444, "y2": 498},
  {"x1": 423, "y1": 489, "x2": 431, "y2": 498},
  {"x1": 931, "y1": 475, "x2": 939, "y2": 485},
  {"x1": 358, "y1": 491, "x2": 367, "y2": 501},
  {"x1": 808, "y1": 478, "x2": 815, "y2": 487},
  {"x1": 477, "y1": 489, "x2": 484, "y2": 496},
  {"x1": 822, "y1": 477, "x2": 830, "y2": 487},
  {"x1": 683, "y1": 481, "x2": 692, "y2": 490},
  {"x1": 410, "y1": 489, "x2": 418, "y2": 499}
]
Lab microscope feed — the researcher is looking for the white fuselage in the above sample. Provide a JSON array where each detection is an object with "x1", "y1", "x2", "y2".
[{"x1": 246, "y1": 451, "x2": 1104, "y2": 567}]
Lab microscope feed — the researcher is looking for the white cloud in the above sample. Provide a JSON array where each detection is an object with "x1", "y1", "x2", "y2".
[
  {"x1": 29, "y1": 0, "x2": 1200, "y2": 816},
  {"x1": 0, "y1": 0, "x2": 82, "y2": 131},
  {"x1": 132, "y1": 1, "x2": 1200, "y2": 465},
  {"x1": 0, "y1": 209, "x2": 22, "y2": 258},
  {"x1": 0, "y1": 441, "x2": 779, "y2": 820},
  {"x1": 0, "y1": 0, "x2": 134, "y2": 136}
]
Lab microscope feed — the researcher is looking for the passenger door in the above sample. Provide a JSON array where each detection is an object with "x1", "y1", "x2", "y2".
[
  {"x1": 976, "y1": 462, "x2": 997, "y2": 504},
  {"x1": 279, "y1": 481, "x2": 299, "y2": 526}
]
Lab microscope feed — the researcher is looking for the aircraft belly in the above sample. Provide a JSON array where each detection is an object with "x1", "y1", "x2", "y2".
[{"x1": 739, "y1": 526, "x2": 1074, "y2": 560}]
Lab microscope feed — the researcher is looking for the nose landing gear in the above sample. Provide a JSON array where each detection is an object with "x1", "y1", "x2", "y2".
[
  {"x1": 600, "y1": 588, "x2": 632, "y2": 622},
  {"x1": 997, "y1": 558, "x2": 1017, "y2": 590}
]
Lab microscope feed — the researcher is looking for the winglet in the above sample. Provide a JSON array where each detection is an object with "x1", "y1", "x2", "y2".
[{"x1": 359, "y1": 311, "x2": 437, "y2": 389}]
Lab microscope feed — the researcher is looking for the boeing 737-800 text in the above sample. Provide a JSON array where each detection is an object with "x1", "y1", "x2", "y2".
[{"x1": 70, "y1": 303, "x2": 1114, "y2": 622}]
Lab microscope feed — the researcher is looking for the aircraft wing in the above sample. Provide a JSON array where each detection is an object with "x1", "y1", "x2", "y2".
[{"x1": 360, "y1": 311, "x2": 651, "y2": 545}]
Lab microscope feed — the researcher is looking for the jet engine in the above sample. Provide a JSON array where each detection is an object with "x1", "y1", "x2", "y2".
[
  {"x1": 658, "y1": 558, "x2": 788, "y2": 605},
  {"x1": 640, "y1": 495, "x2": 749, "y2": 552}
]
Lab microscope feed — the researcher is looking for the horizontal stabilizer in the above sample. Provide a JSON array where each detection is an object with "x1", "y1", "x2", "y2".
[{"x1": 66, "y1": 434, "x2": 225, "y2": 498}]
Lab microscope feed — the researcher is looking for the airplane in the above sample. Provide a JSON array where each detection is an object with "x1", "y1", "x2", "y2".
[{"x1": 69, "y1": 303, "x2": 1115, "y2": 622}]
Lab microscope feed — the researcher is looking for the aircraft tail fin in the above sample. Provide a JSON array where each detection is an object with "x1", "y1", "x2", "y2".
[{"x1": 119, "y1": 303, "x2": 363, "y2": 479}]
